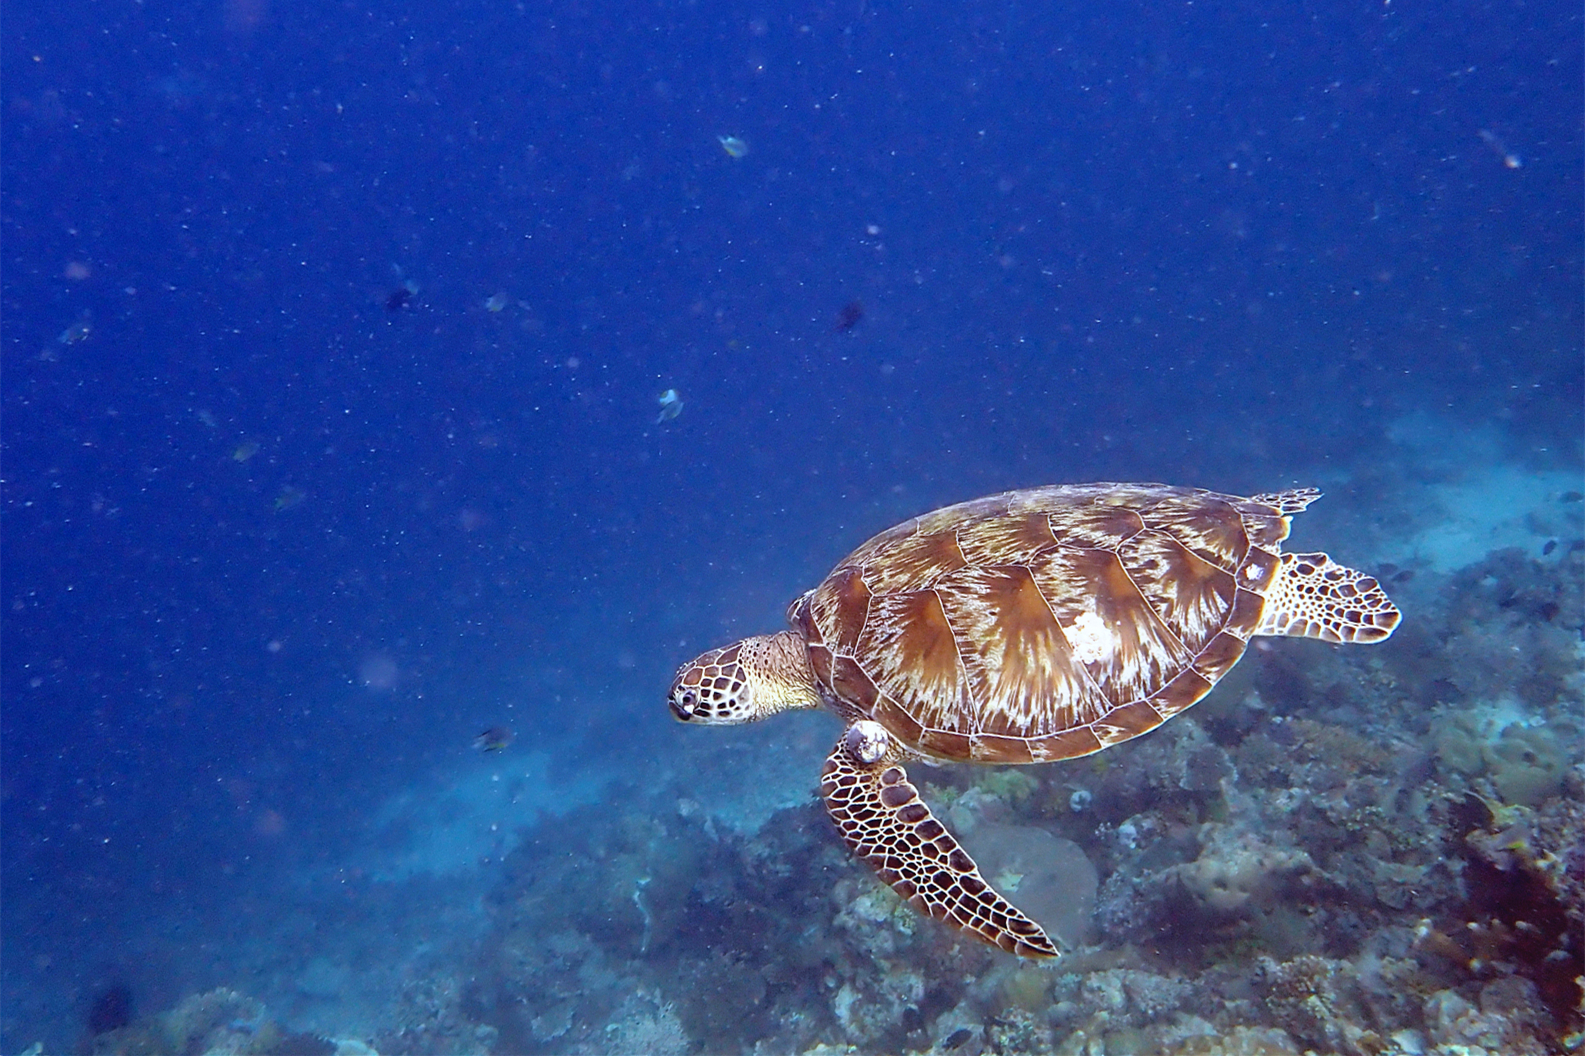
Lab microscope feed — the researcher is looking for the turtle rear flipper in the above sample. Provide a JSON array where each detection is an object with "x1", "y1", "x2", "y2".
[
  {"x1": 1258, "y1": 552, "x2": 1401, "y2": 644},
  {"x1": 820, "y1": 725, "x2": 1059, "y2": 958}
]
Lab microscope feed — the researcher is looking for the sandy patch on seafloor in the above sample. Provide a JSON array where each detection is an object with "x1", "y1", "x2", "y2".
[
  {"x1": 1379, "y1": 414, "x2": 1582, "y2": 574},
  {"x1": 356, "y1": 748, "x2": 608, "y2": 881}
]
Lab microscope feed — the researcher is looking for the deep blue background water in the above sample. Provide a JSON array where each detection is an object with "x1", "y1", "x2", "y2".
[{"x1": 3, "y1": 0, "x2": 1580, "y2": 1047}]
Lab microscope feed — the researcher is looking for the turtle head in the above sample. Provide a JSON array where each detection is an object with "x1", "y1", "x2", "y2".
[{"x1": 669, "y1": 631, "x2": 822, "y2": 725}]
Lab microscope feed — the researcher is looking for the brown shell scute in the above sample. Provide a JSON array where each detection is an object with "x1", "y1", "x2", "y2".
[{"x1": 801, "y1": 483, "x2": 1301, "y2": 762}]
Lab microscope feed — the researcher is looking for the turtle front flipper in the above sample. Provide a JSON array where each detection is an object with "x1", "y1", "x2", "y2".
[
  {"x1": 1258, "y1": 552, "x2": 1401, "y2": 643},
  {"x1": 820, "y1": 722, "x2": 1059, "y2": 958}
]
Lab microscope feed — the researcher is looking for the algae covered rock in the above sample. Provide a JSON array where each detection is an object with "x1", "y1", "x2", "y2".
[
  {"x1": 1483, "y1": 723, "x2": 1569, "y2": 807},
  {"x1": 967, "y1": 822, "x2": 1099, "y2": 949}
]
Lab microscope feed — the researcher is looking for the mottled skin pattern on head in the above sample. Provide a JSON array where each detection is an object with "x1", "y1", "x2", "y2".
[
  {"x1": 667, "y1": 632, "x2": 822, "y2": 724},
  {"x1": 668, "y1": 483, "x2": 1400, "y2": 958}
]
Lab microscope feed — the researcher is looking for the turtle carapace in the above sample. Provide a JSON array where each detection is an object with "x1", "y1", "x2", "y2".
[{"x1": 668, "y1": 483, "x2": 1400, "y2": 958}]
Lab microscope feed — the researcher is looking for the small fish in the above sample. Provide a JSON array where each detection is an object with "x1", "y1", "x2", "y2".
[
  {"x1": 656, "y1": 388, "x2": 683, "y2": 423},
  {"x1": 833, "y1": 300, "x2": 864, "y2": 332},
  {"x1": 474, "y1": 727, "x2": 514, "y2": 753},
  {"x1": 232, "y1": 440, "x2": 260, "y2": 463},
  {"x1": 992, "y1": 870, "x2": 1024, "y2": 893},
  {"x1": 717, "y1": 135, "x2": 749, "y2": 158},
  {"x1": 58, "y1": 311, "x2": 93, "y2": 345},
  {"x1": 274, "y1": 486, "x2": 306, "y2": 511},
  {"x1": 385, "y1": 280, "x2": 419, "y2": 312},
  {"x1": 484, "y1": 292, "x2": 509, "y2": 313}
]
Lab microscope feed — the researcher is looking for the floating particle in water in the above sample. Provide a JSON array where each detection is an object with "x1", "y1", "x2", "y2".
[{"x1": 1478, "y1": 128, "x2": 1523, "y2": 169}]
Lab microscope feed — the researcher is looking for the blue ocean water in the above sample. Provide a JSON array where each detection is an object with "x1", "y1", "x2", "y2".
[{"x1": 2, "y1": 0, "x2": 1580, "y2": 1052}]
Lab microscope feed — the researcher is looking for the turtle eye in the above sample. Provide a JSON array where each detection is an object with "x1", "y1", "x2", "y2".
[{"x1": 670, "y1": 687, "x2": 700, "y2": 721}]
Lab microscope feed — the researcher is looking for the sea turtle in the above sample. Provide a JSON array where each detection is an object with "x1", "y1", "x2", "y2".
[{"x1": 667, "y1": 483, "x2": 1400, "y2": 957}]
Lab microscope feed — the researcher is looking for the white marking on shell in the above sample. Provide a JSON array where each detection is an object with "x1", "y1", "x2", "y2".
[
  {"x1": 1063, "y1": 610, "x2": 1116, "y2": 666},
  {"x1": 845, "y1": 720, "x2": 891, "y2": 764},
  {"x1": 1245, "y1": 563, "x2": 1264, "y2": 581}
]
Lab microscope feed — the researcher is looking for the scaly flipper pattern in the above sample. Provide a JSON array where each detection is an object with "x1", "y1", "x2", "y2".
[
  {"x1": 820, "y1": 734, "x2": 1059, "y2": 958},
  {"x1": 1258, "y1": 551, "x2": 1401, "y2": 643}
]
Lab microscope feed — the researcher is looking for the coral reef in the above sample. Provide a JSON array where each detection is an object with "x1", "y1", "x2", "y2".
[
  {"x1": 73, "y1": 988, "x2": 367, "y2": 1056},
  {"x1": 454, "y1": 528, "x2": 1581, "y2": 1052},
  {"x1": 56, "y1": 489, "x2": 1581, "y2": 1056},
  {"x1": 371, "y1": 967, "x2": 494, "y2": 1055}
]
